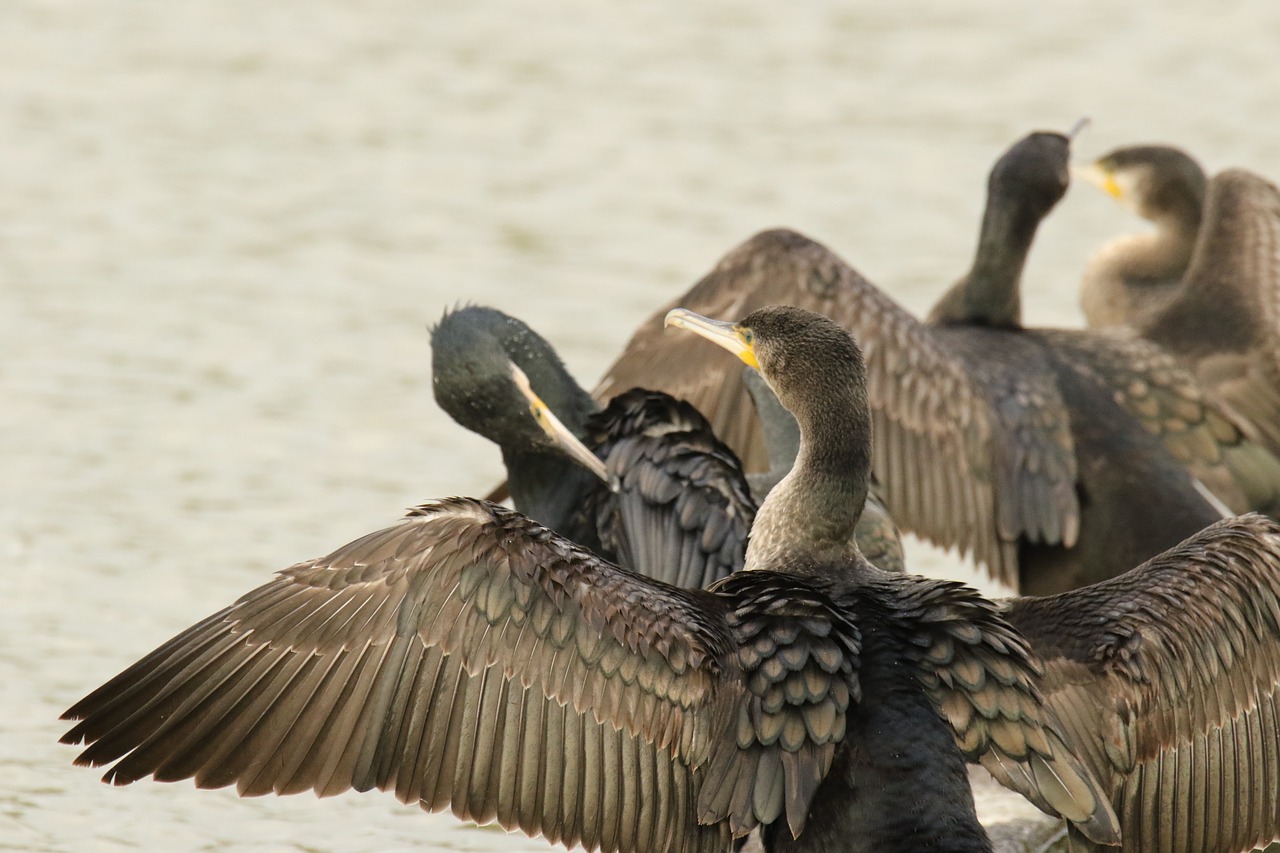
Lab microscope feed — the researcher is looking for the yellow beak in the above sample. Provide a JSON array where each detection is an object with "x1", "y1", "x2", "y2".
[
  {"x1": 664, "y1": 308, "x2": 761, "y2": 370},
  {"x1": 1075, "y1": 161, "x2": 1125, "y2": 200},
  {"x1": 509, "y1": 363, "x2": 609, "y2": 481}
]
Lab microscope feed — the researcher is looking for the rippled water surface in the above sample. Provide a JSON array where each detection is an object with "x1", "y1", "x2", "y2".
[{"x1": 6, "y1": 2, "x2": 1280, "y2": 850}]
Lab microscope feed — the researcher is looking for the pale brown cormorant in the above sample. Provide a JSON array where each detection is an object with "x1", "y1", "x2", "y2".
[
  {"x1": 1080, "y1": 147, "x2": 1280, "y2": 461},
  {"x1": 1077, "y1": 145, "x2": 1207, "y2": 329}
]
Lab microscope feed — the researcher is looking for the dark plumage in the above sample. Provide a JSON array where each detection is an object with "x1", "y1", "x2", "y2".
[
  {"x1": 573, "y1": 388, "x2": 758, "y2": 588},
  {"x1": 1001, "y1": 513, "x2": 1280, "y2": 852},
  {"x1": 595, "y1": 131, "x2": 1280, "y2": 594},
  {"x1": 430, "y1": 303, "x2": 751, "y2": 587},
  {"x1": 1081, "y1": 147, "x2": 1280, "y2": 461},
  {"x1": 61, "y1": 306, "x2": 1119, "y2": 852}
]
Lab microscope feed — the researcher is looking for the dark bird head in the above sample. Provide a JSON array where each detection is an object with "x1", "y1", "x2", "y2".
[
  {"x1": 986, "y1": 130, "x2": 1074, "y2": 221},
  {"x1": 429, "y1": 305, "x2": 598, "y2": 455},
  {"x1": 1080, "y1": 144, "x2": 1206, "y2": 226},
  {"x1": 930, "y1": 124, "x2": 1081, "y2": 328}
]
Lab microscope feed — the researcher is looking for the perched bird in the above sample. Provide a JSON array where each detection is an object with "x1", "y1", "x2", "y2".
[
  {"x1": 61, "y1": 306, "x2": 1118, "y2": 853},
  {"x1": 433, "y1": 304, "x2": 903, "y2": 584},
  {"x1": 1080, "y1": 146, "x2": 1280, "y2": 459},
  {"x1": 1077, "y1": 145, "x2": 1207, "y2": 329},
  {"x1": 595, "y1": 131, "x2": 1280, "y2": 594}
]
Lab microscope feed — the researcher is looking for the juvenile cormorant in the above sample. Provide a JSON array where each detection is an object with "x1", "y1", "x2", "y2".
[
  {"x1": 1077, "y1": 145, "x2": 1206, "y2": 329},
  {"x1": 1080, "y1": 146, "x2": 1280, "y2": 460}
]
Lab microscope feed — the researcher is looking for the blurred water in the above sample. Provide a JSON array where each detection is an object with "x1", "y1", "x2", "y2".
[{"x1": 6, "y1": 1, "x2": 1280, "y2": 850}]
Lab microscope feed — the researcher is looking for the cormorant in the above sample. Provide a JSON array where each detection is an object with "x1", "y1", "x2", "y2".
[{"x1": 61, "y1": 306, "x2": 1118, "y2": 853}]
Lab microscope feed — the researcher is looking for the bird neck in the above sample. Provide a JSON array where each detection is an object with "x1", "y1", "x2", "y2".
[
  {"x1": 930, "y1": 193, "x2": 1040, "y2": 328},
  {"x1": 746, "y1": 387, "x2": 871, "y2": 571},
  {"x1": 746, "y1": 374, "x2": 802, "y2": 480},
  {"x1": 1114, "y1": 218, "x2": 1198, "y2": 283},
  {"x1": 504, "y1": 449, "x2": 597, "y2": 536}
]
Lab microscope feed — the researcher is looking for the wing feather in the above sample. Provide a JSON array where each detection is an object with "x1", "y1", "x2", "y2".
[
  {"x1": 62, "y1": 498, "x2": 740, "y2": 853},
  {"x1": 882, "y1": 574, "x2": 1120, "y2": 845},
  {"x1": 61, "y1": 497, "x2": 879, "y2": 852},
  {"x1": 1145, "y1": 169, "x2": 1280, "y2": 462},
  {"x1": 1005, "y1": 513, "x2": 1280, "y2": 851}
]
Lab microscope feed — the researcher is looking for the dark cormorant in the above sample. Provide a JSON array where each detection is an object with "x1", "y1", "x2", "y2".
[
  {"x1": 61, "y1": 306, "x2": 1118, "y2": 852},
  {"x1": 675, "y1": 307, "x2": 1280, "y2": 852}
]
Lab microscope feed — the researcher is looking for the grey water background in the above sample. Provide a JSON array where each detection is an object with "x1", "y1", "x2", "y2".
[{"x1": 6, "y1": 1, "x2": 1280, "y2": 850}]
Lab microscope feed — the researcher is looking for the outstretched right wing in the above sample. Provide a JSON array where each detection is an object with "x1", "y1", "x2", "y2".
[{"x1": 1004, "y1": 513, "x2": 1280, "y2": 852}]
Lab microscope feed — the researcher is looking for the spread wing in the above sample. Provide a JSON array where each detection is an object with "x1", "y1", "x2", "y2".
[
  {"x1": 1147, "y1": 168, "x2": 1280, "y2": 464},
  {"x1": 1003, "y1": 513, "x2": 1280, "y2": 852},
  {"x1": 878, "y1": 575, "x2": 1120, "y2": 846},
  {"x1": 61, "y1": 498, "x2": 861, "y2": 851},
  {"x1": 1038, "y1": 326, "x2": 1280, "y2": 516},
  {"x1": 585, "y1": 390, "x2": 756, "y2": 590},
  {"x1": 597, "y1": 228, "x2": 1080, "y2": 586}
]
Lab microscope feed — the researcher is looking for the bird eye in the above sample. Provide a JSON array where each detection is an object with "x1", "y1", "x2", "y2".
[{"x1": 742, "y1": 329, "x2": 754, "y2": 346}]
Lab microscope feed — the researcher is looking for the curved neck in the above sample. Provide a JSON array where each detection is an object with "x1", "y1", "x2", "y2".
[
  {"x1": 505, "y1": 449, "x2": 597, "y2": 537},
  {"x1": 1120, "y1": 218, "x2": 1198, "y2": 281},
  {"x1": 746, "y1": 381, "x2": 870, "y2": 571},
  {"x1": 930, "y1": 194, "x2": 1040, "y2": 328}
]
